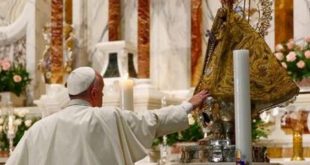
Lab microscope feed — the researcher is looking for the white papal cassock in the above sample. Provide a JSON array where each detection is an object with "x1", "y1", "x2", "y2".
[{"x1": 6, "y1": 99, "x2": 192, "y2": 165}]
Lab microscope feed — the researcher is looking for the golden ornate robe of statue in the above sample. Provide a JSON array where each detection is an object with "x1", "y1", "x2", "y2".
[{"x1": 195, "y1": 7, "x2": 299, "y2": 113}]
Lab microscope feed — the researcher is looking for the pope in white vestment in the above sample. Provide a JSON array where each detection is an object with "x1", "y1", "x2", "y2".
[
  {"x1": 6, "y1": 67, "x2": 209, "y2": 165},
  {"x1": 7, "y1": 99, "x2": 192, "y2": 165}
]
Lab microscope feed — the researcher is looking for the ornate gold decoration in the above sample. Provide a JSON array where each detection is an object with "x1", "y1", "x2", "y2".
[
  {"x1": 292, "y1": 128, "x2": 305, "y2": 161},
  {"x1": 234, "y1": 0, "x2": 273, "y2": 36},
  {"x1": 194, "y1": 3, "x2": 299, "y2": 114},
  {"x1": 38, "y1": 23, "x2": 74, "y2": 84},
  {"x1": 63, "y1": 23, "x2": 73, "y2": 73},
  {"x1": 267, "y1": 147, "x2": 310, "y2": 158},
  {"x1": 38, "y1": 23, "x2": 53, "y2": 84},
  {"x1": 289, "y1": 111, "x2": 306, "y2": 161},
  {"x1": 38, "y1": 0, "x2": 73, "y2": 84}
]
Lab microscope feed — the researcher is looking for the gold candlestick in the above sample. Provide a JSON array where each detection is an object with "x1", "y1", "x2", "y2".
[{"x1": 291, "y1": 122, "x2": 304, "y2": 161}]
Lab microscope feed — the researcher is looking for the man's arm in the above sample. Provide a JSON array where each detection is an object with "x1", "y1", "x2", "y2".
[
  {"x1": 120, "y1": 90, "x2": 209, "y2": 148},
  {"x1": 119, "y1": 102, "x2": 192, "y2": 148}
]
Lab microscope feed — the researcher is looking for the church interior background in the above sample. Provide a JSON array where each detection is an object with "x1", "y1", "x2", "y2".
[{"x1": 1, "y1": 0, "x2": 310, "y2": 164}]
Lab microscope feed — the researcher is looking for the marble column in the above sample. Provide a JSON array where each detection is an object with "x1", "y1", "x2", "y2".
[
  {"x1": 65, "y1": 0, "x2": 73, "y2": 24},
  {"x1": 51, "y1": 0, "x2": 64, "y2": 83},
  {"x1": 191, "y1": 0, "x2": 203, "y2": 86},
  {"x1": 275, "y1": 0, "x2": 293, "y2": 44},
  {"x1": 109, "y1": 0, "x2": 121, "y2": 41},
  {"x1": 138, "y1": 0, "x2": 150, "y2": 78}
]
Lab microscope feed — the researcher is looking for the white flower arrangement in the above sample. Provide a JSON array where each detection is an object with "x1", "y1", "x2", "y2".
[
  {"x1": 0, "y1": 108, "x2": 40, "y2": 152},
  {"x1": 274, "y1": 36, "x2": 310, "y2": 81}
]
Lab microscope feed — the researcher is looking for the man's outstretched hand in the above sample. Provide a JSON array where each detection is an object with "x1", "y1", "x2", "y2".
[{"x1": 189, "y1": 90, "x2": 210, "y2": 109}]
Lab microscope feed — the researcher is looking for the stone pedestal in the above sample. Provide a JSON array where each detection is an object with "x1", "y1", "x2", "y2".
[
  {"x1": 0, "y1": 92, "x2": 25, "y2": 107},
  {"x1": 96, "y1": 40, "x2": 138, "y2": 77}
]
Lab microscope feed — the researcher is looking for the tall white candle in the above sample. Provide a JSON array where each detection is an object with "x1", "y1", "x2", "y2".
[
  {"x1": 119, "y1": 76, "x2": 134, "y2": 111},
  {"x1": 8, "y1": 115, "x2": 15, "y2": 135},
  {"x1": 233, "y1": 49, "x2": 252, "y2": 163}
]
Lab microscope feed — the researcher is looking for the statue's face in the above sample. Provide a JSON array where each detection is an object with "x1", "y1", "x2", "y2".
[
  {"x1": 212, "y1": 122, "x2": 224, "y2": 139},
  {"x1": 213, "y1": 130, "x2": 222, "y2": 139}
]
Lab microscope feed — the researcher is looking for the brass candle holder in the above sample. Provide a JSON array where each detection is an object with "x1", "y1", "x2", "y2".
[{"x1": 291, "y1": 122, "x2": 304, "y2": 161}]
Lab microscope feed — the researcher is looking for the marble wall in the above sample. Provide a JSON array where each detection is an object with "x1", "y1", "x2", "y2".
[
  {"x1": 294, "y1": 0, "x2": 310, "y2": 41},
  {"x1": 0, "y1": 0, "x2": 27, "y2": 26},
  {"x1": 90, "y1": 0, "x2": 191, "y2": 90},
  {"x1": 150, "y1": 0, "x2": 191, "y2": 90},
  {"x1": 88, "y1": 0, "x2": 109, "y2": 71},
  {"x1": 0, "y1": 0, "x2": 28, "y2": 60}
]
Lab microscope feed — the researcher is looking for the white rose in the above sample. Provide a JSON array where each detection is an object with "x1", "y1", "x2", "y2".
[
  {"x1": 286, "y1": 39, "x2": 295, "y2": 50},
  {"x1": 286, "y1": 52, "x2": 297, "y2": 62},
  {"x1": 17, "y1": 111, "x2": 24, "y2": 117},
  {"x1": 0, "y1": 118, "x2": 4, "y2": 125},
  {"x1": 274, "y1": 52, "x2": 284, "y2": 61},
  {"x1": 24, "y1": 120, "x2": 32, "y2": 127},
  {"x1": 16, "y1": 109, "x2": 29, "y2": 118},
  {"x1": 296, "y1": 60, "x2": 306, "y2": 69},
  {"x1": 14, "y1": 119, "x2": 22, "y2": 126},
  {"x1": 275, "y1": 44, "x2": 284, "y2": 51},
  {"x1": 187, "y1": 114, "x2": 195, "y2": 125}
]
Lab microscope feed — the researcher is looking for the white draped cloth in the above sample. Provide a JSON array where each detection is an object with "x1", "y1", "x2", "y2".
[{"x1": 6, "y1": 99, "x2": 192, "y2": 165}]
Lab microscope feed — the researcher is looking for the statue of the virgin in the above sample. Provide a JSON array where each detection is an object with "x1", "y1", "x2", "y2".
[{"x1": 195, "y1": 0, "x2": 299, "y2": 114}]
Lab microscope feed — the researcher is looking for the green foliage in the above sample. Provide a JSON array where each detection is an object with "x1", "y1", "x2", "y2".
[
  {"x1": 152, "y1": 121, "x2": 204, "y2": 147},
  {"x1": 0, "y1": 59, "x2": 31, "y2": 96},
  {"x1": 252, "y1": 117, "x2": 268, "y2": 140},
  {"x1": 152, "y1": 114, "x2": 270, "y2": 146},
  {"x1": 152, "y1": 137, "x2": 162, "y2": 147}
]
